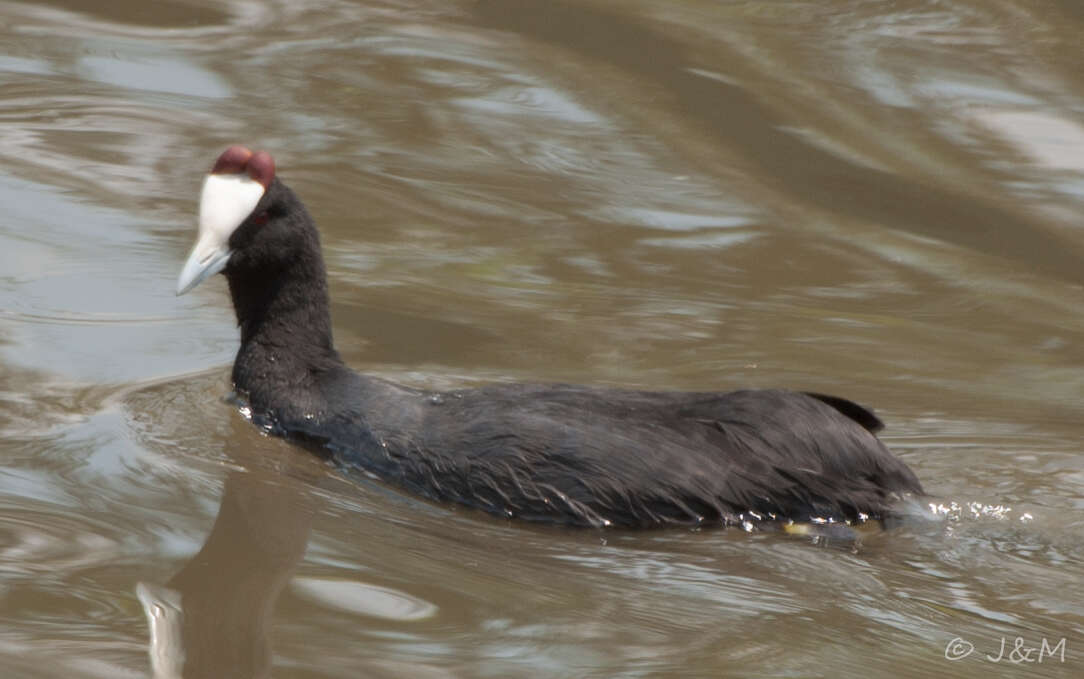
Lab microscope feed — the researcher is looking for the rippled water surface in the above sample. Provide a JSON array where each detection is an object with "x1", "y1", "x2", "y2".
[{"x1": 2, "y1": 1, "x2": 1083, "y2": 677}]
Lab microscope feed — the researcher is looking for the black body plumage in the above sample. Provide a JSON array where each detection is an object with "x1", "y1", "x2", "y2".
[{"x1": 220, "y1": 176, "x2": 923, "y2": 528}]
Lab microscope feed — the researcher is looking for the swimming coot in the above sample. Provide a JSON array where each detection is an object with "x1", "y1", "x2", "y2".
[{"x1": 176, "y1": 146, "x2": 924, "y2": 528}]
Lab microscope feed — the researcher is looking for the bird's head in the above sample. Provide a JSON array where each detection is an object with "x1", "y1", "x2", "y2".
[{"x1": 177, "y1": 146, "x2": 313, "y2": 295}]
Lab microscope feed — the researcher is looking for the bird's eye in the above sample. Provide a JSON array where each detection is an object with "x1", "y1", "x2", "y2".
[{"x1": 249, "y1": 211, "x2": 269, "y2": 226}]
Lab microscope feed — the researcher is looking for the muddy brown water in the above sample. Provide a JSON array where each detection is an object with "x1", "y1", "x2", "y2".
[{"x1": 1, "y1": 1, "x2": 1083, "y2": 677}]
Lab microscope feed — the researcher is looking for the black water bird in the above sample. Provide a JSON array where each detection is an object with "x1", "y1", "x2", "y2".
[{"x1": 176, "y1": 146, "x2": 923, "y2": 528}]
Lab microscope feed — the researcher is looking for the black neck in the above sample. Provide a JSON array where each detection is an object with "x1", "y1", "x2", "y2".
[{"x1": 226, "y1": 246, "x2": 344, "y2": 414}]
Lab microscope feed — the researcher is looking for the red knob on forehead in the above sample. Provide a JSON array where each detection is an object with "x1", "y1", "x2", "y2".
[
  {"x1": 211, "y1": 145, "x2": 253, "y2": 174},
  {"x1": 247, "y1": 151, "x2": 276, "y2": 188},
  {"x1": 208, "y1": 146, "x2": 276, "y2": 188}
]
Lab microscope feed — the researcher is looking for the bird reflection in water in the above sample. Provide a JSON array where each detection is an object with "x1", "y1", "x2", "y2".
[{"x1": 136, "y1": 457, "x2": 317, "y2": 678}]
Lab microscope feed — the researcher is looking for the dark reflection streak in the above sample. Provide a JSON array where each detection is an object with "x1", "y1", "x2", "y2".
[
  {"x1": 140, "y1": 465, "x2": 317, "y2": 679},
  {"x1": 473, "y1": 0, "x2": 1084, "y2": 284},
  {"x1": 33, "y1": 0, "x2": 227, "y2": 27}
]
